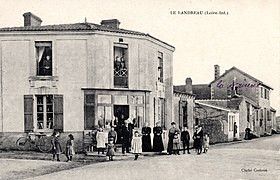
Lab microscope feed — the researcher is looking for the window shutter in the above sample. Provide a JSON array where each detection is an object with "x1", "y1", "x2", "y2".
[
  {"x1": 179, "y1": 100, "x2": 183, "y2": 128},
  {"x1": 164, "y1": 99, "x2": 167, "y2": 130},
  {"x1": 85, "y1": 94, "x2": 95, "y2": 130},
  {"x1": 24, "y1": 95, "x2": 34, "y2": 132},
  {"x1": 54, "y1": 95, "x2": 63, "y2": 131}
]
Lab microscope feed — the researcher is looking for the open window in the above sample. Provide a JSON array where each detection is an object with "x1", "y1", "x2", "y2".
[
  {"x1": 36, "y1": 41, "x2": 52, "y2": 76},
  {"x1": 114, "y1": 43, "x2": 128, "y2": 88}
]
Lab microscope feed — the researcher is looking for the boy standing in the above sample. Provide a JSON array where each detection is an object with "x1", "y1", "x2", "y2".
[{"x1": 181, "y1": 126, "x2": 191, "y2": 154}]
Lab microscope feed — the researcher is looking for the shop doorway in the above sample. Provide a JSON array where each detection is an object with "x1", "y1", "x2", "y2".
[{"x1": 114, "y1": 105, "x2": 129, "y2": 125}]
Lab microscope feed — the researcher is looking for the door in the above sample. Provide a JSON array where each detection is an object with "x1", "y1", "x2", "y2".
[{"x1": 114, "y1": 105, "x2": 129, "y2": 125}]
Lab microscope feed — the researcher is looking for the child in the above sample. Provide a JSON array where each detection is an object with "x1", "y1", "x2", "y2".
[
  {"x1": 96, "y1": 127, "x2": 106, "y2": 154},
  {"x1": 173, "y1": 132, "x2": 180, "y2": 155},
  {"x1": 51, "y1": 131, "x2": 62, "y2": 161},
  {"x1": 108, "y1": 126, "x2": 117, "y2": 145},
  {"x1": 181, "y1": 126, "x2": 191, "y2": 154},
  {"x1": 203, "y1": 133, "x2": 210, "y2": 153},
  {"x1": 65, "y1": 134, "x2": 75, "y2": 162},
  {"x1": 131, "y1": 131, "x2": 142, "y2": 160},
  {"x1": 106, "y1": 138, "x2": 115, "y2": 161}
]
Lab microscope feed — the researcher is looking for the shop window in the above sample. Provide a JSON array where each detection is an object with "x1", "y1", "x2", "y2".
[
  {"x1": 98, "y1": 106, "x2": 112, "y2": 128},
  {"x1": 114, "y1": 44, "x2": 128, "y2": 88},
  {"x1": 36, "y1": 41, "x2": 52, "y2": 76},
  {"x1": 85, "y1": 94, "x2": 95, "y2": 130},
  {"x1": 131, "y1": 106, "x2": 144, "y2": 128},
  {"x1": 158, "y1": 52, "x2": 163, "y2": 83}
]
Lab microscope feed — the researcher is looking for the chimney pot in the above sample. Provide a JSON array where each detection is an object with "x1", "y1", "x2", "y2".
[
  {"x1": 23, "y1": 12, "x2": 42, "y2": 27},
  {"x1": 101, "y1": 19, "x2": 120, "y2": 29},
  {"x1": 185, "y1": 77, "x2": 192, "y2": 94},
  {"x1": 214, "y1": 65, "x2": 220, "y2": 80}
]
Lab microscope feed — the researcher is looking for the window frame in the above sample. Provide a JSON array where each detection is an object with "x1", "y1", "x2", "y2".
[
  {"x1": 35, "y1": 95, "x2": 54, "y2": 132},
  {"x1": 35, "y1": 41, "x2": 53, "y2": 77}
]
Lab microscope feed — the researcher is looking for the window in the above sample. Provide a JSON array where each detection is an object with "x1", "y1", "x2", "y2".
[
  {"x1": 114, "y1": 43, "x2": 128, "y2": 88},
  {"x1": 36, "y1": 95, "x2": 54, "y2": 129},
  {"x1": 260, "y1": 109, "x2": 263, "y2": 127},
  {"x1": 158, "y1": 52, "x2": 163, "y2": 83},
  {"x1": 158, "y1": 98, "x2": 166, "y2": 129},
  {"x1": 229, "y1": 116, "x2": 233, "y2": 131},
  {"x1": 179, "y1": 101, "x2": 188, "y2": 128},
  {"x1": 36, "y1": 41, "x2": 52, "y2": 76},
  {"x1": 130, "y1": 106, "x2": 144, "y2": 128},
  {"x1": 24, "y1": 95, "x2": 63, "y2": 132},
  {"x1": 85, "y1": 94, "x2": 95, "y2": 130},
  {"x1": 260, "y1": 87, "x2": 263, "y2": 98}
]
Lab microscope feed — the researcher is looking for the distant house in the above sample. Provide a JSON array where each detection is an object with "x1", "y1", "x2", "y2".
[{"x1": 209, "y1": 65, "x2": 276, "y2": 136}]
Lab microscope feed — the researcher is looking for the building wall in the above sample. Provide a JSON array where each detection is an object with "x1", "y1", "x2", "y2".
[
  {"x1": 194, "y1": 103, "x2": 231, "y2": 143},
  {"x1": 173, "y1": 93, "x2": 194, "y2": 141},
  {"x1": 0, "y1": 31, "x2": 174, "y2": 152},
  {"x1": 211, "y1": 69, "x2": 259, "y2": 103}
]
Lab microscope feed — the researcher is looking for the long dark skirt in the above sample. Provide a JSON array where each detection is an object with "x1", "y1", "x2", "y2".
[
  {"x1": 142, "y1": 135, "x2": 151, "y2": 152},
  {"x1": 167, "y1": 137, "x2": 173, "y2": 154},
  {"x1": 153, "y1": 135, "x2": 164, "y2": 152}
]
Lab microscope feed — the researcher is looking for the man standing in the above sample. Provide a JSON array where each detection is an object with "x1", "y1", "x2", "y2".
[
  {"x1": 233, "y1": 122, "x2": 238, "y2": 138},
  {"x1": 167, "y1": 122, "x2": 180, "y2": 155},
  {"x1": 181, "y1": 126, "x2": 191, "y2": 154},
  {"x1": 121, "y1": 120, "x2": 132, "y2": 154}
]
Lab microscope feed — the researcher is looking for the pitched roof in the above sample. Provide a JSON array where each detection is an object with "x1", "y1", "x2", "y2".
[
  {"x1": 0, "y1": 22, "x2": 174, "y2": 49},
  {"x1": 192, "y1": 84, "x2": 211, "y2": 100},
  {"x1": 209, "y1": 66, "x2": 273, "y2": 90}
]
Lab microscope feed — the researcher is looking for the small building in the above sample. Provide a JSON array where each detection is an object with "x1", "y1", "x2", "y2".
[
  {"x1": 195, "y1": 100, "x2": 239, "y2": 143},
  {"x1": 0, "y1": 12, "x2": 175, "y2": 152},
  {"x1": 173, "y1": 78, "x2": 195, "y2": 145}
]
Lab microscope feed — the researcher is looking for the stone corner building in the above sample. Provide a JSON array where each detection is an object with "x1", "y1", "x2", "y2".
[{"x1": 0, "y1": 12, "x2": 175, "y2": 151}]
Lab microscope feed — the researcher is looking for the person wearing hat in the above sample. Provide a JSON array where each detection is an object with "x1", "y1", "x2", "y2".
[
  {"x1": 121, "y1": 120, "x2": 132, "y2": 154},
  {"x1": 106, "y1": 138, "x2": 115, "y2": 161},
  {"x1": 167, "y1": 122, "x2": 180, "y2": 155},
  {"x1": 193, "y1": 125, "x2": 204, "y2": 155}
]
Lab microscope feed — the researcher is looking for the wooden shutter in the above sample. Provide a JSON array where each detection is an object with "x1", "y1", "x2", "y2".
[
  {"x1": 85, "y1": 94, "x2": 95, "y2": 130},
  {"x1": 54, "y1": 95, "x2": 63, "y2": 131},
  {"x1": 179, "y1": 100, "x2": 183, "y2": 128},
  {"x1": 24, "y1": 95, "x2": 34, "y2": 132}
]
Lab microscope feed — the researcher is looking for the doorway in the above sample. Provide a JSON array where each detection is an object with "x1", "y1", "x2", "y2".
[{"x1": 114, "y1": 105, "x2": 129, "y2": 125}]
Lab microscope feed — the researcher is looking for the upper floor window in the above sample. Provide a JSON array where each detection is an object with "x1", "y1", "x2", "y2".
[
  {"x1": 158, "y1": 52, "x2": 163, "y2": 83},
  {"x1": 114, "y1": 43, "x2": 128, "y2": 88},
  {"x1": 260, "y1": 87, "x2": 264, "y2": 98},
  {"x1": 36, "y1": 41, "x2": 52, "y2": 76}
]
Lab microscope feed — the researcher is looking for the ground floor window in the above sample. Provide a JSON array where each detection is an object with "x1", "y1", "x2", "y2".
[
  {"x1": 24, "y1": 94, "x2": 63, "y2": 132},
  {"x1": 36, "y1": 95, "x2": 54, "y2": 129}
]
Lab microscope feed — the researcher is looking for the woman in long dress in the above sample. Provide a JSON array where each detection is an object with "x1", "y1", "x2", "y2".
[
  {"x1": 142, "y1": 122, "x2": 152, "y2": 152},
  {"x1": 153, "y1": 121, "x2": 164, "y2": 152}
]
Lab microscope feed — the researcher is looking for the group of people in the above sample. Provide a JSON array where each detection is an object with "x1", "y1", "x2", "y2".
[
  {"x1": 51, "y1": 131, "x2": 75, "y2": 162},
  {"x1": 91, "y1": 118, "x2": 165, "y2": 161},
  {"x1": 166, "y1": 122, "x2": 209, "y2": 155},
  {"x1": 114, "y1": 56, "x2": 127, "y2": 72},
  {"x1": 50, "y1": 120, "x2": 210, "y2": 162}
]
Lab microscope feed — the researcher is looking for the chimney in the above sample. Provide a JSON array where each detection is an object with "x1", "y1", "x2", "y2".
[
  {"x1": 185, "y1": 78, "x2": 193, "y2": 94},
  {"x1": 101, "y1": 19, "x2": 120, "y2": 29},
  {"x1": 23, "y1": 12, "x2": 42, "y2": 27},
  {"x1": 214, "y1": 65, "x2": 220, "y2": 80}
]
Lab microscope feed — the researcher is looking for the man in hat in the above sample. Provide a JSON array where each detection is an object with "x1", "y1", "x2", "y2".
[{"x1": 167, "y1": 122, "x2": 180, "y2": 155}]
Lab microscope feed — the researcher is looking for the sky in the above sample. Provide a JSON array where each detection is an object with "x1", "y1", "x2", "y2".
[{"x1": 0, "y1": 0, "x2": 279, "y2": 114}]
